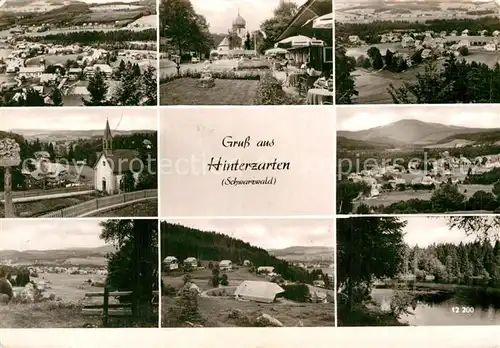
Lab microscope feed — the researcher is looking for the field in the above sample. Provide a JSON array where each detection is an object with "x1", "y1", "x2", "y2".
[
  {"x1": 89, "y1": 199, "x2": 158, "y2": 217},
  {"x1": 25, "y1": 54, "x2": 81, "y2": 66},
  {"x1": 162, "y1": 267, "x2": 334, "y2": 327},
  {"x1": 160, "y1": 78, "x2": 259, "y2": 105},
  {"x1": 356, "y1": 184, "x2": 494, "y2": 208},
  {"x1": 0, "y1": 273, "x2": 105, "y2": 328},
  {"x1": 348, "y1": 44, "x2": 500, "y2": 104},
  {"x1": 1, "y1": 193, "x2": 98, "y2": 217},
  {"x1": 130, "y1": 14, "x2": 156, "y2": 27}
]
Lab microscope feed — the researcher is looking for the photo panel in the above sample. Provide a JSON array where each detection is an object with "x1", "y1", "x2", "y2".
[
  {"x1": 0, "y1": 218, "x2": 160, "y2": 328},
  {"x1": 160, "y1": 218, "x2": 335, "y2": 328},
  {"x1": 160, "y1": 107, "x2": 334, "y2": 217},
  {"x1": 0, "y1": 0, "x2": 157, "y2": 107},
  {"x1": 337, "y1": 105, "x2": 500, "y2": 215},
  {"x1": 159, "y1": 0, "x2": 333, "y2": 106},
  {"x1": 0, "y1": 107, "x2": 158, "y2": 218},
  {"x1": 335, "y1": 0, "x2": 500, "y2": 105},
  {"x1": 337, "y1": 215, "x2": 500, "y2": 327}
]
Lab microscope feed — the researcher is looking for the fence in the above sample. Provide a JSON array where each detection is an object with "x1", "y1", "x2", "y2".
[
  {"x1": 41, "y1": 189, "x2": 158, "y2": 217},
  {"x1": 0, "y1": 185, "x2": 95, "y2": 200},
  {"x1": 82, "y1": 288, "x2": 159, "y2": 327}
]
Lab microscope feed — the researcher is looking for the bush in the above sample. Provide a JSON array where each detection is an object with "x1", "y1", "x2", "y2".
[
  {"x1": 167, "y1": 287, "x2": 203, "y2": 326},
  {"x1": 254, "y1": 73, "x2": 303, "y2": 105},
  {"x1": 160, "y1": 69, "x2": 261, "y2": 83},
  {"x1": 282, "y1": 284, "x2": 310, "y2": 303},
  {"x1": 182, "y1": 274, "x2": 192, "y2": 285},
  {"x1": 16, "y1": 267, "x2": 30, "y2": 287},
  {"x1": 220, "y1": 273, "x2": 229, "y2": 286},
  {"x1": 211, "y1": 266, "x2": 220, "y2": 287}
]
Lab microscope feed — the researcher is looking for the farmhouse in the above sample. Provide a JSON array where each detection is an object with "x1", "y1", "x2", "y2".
[
  {"x1": 93, "y1": 119, "x2": 141, "y2": 194},
  {"x1": 163, "y1": 256, "x2": 179, "y2": 270},
  {"x1": 234, "y1": 280, "x2": 285, "y2": 303},
  {"x1": 183, "y1": 257, "x2": 198, "y2": 268},
  {"x1": 219, "y1": 260, "x2": 233, "y2": 271},
  {"x1": 257, "y1": 266, "x2": 275, "y2": 274}
]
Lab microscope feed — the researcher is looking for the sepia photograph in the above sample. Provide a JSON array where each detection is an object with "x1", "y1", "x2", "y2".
[
  {"x1": 335, "y1": 0, "x2": 500, "y2": 104},
  {"x1": 337, "y1": 105, "x2": 500, "y2": 215},
  {"x1": 160, "y1": 219, "x2": 334, "y2": 328},
  {"x1": 159, "y1": 0, "x2": 332, "y2": 106},
  {"x1": 0, "y1": 219, "x2": 159, "y2": 328},
  {"x1": 337, "y1": 216, "x2": 500, "y2": 326},
  {"x1": 0, "y1": 108, "x2": 158, "y2": 218},
  {"x1": 0, "y1": 0, "x2": 157, "y2": 107},
  {"x1": 160, "y1": 107, "x2": 334, "y2": 217}
]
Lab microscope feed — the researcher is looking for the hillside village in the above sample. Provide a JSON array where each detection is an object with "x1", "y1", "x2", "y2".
[
  {"x1": 0, "y1": 0, "x2": 157, "y2": 106},
  {"x1": 161, "y1": 222, "x2": 334, "y2": 328},
  {"x1": 337, "y1": 118, "x2": 500, "y2": 214}
]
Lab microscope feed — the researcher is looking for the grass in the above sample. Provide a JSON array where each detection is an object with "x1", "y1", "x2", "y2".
[
  {"x1": 160, "y1": 78, "x2": 259, "y2": 105},
  {"x1": 0, "y1": 301, "x2": 99, "y2": 328},
  {"x1": 0, "y1": 194, "x2": 97, "y2": 217},
  {"x1": 161, "y1": 267, "x2": 334, "y2": 327},
  {"x1": 356, "y1": 184, "x2": 493, "y2": 208},
  {"x1": 89, "y1": 199, "x2": 158, "y2": 217}
]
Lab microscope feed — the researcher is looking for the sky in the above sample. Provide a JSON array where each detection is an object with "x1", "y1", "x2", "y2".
[
  {"x1": 403, "y1": 217, "x2": 482, "y2": 247},
  {"x1": 0, "y1": 220, "x2": 106, "y2": 251},
  {"x1": 164, "y1": 218, "x2": 333, "y2": 250},
  {"x1": 0, "y1": 108, "x2": 157, "y2": 131},
  {"x1": 336, "y1": 105, "x2": 500, "y2": 131},
  {"x1": 191, "y1": 0, "x2": 308, "y2": 34},
  {"x1": 159, "y1": 107, "x2": 334, "y2": 216}
]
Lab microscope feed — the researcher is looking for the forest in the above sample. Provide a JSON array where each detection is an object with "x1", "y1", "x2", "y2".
[
  {"x1": 160, "y1": 222, "x2": 325, "y2": 285},
  {"x1": 26, "y1": 29, "x2": 156, "y2": 45},
  {"x1": 403, "y1": 240, "x2": 500, "y2": 287}
]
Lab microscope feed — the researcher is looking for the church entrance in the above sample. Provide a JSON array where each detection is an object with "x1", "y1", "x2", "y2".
[{"x1": 102, "y1": 178, "x2": 107, "y2": 193}]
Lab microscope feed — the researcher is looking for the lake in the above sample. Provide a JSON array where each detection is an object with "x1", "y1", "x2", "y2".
[{"x1": 372, "y1": 285, "x2": 500, "y2": 326}]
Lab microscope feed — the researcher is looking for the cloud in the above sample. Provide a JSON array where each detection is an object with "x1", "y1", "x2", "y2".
[
  {"x1": 0, "y1": 108, "x2": 157, "y2": 131},
  {"x1": 0, "y1": 220, "x2": 106, "y2": 251},
  {"x1": 337, "y1": 105, "x2": 500, "y2": 131},
  {"x1": 163, "y1": 218, "x2": 334, "y2": 250}
]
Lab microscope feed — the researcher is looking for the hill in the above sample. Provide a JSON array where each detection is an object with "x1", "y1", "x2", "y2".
[
  {"x1": 337, "y1": 135, "x2": 396, "y2": 150},
  {"x1": 338, "y1": 119, "x2": 498, "y2": 146},
  {"x1": 0, "y1": 245, "x2": 115, "y2": 265},
  {"x1": 161, "y1": 222, "x2": 324, "y2": 283},
  {"x1": 9, "y1": 128, "x2": 157, "y2": 142},
  {"x1": 267, "y1": 246, "x2": 334, "y2": 262}
]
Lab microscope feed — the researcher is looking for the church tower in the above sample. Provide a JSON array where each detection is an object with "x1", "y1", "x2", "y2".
[{"x1": 103, "y1": 118, "x2": 113, "y2": 154}]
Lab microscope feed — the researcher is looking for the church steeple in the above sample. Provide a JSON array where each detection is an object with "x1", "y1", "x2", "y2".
[{"x1": 103, "y1": 118, "x2": 113, "y2": 154}]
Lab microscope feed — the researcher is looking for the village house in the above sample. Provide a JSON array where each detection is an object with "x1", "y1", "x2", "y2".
[
  {"x1": 348, "y1": 35, "x2": 360, "y2": 44},
  {"x1": 183, "y1": 257, "x2": 198, "y2": 268},
  {"x1": 243, "y1": 260, "x2": 251, "y2": 266},
  {"x1": 163, "y1": 256, "x2": 179, "y2": 270},
  {"x1": 18, "y1": 66, "x2": 44, "y2": 79},
  {"x1": 93, "y1": 119, "x2": 142, "y2": 194},
  {"x1": 219, "y1": 260, "x2": 233, "y2": 271},
  {"x1": 257, "y1": 266, "x2": 275, "y2": 274},
  {"x1": 85, "y1": 64, "x2": 113, "y2": 78}
]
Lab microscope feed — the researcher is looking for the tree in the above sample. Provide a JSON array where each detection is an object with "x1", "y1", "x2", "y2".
[
  {"x1": 51, "y1": 88, "x2": 63, "y2": 106},
  {"x1": 372, "y1": 51, "x2": 384, "y2": 70},
  {"x1": 335, "y1": 46, "x2": 358, "y2": 104},
  {"x1": 83, "y1": 69, "x2": 109, "y2": 106},
  {"x1": 211, "y1": 265, "x2": 220, "y2": 287},
  {"x1": 244, "y1": 32, "x2": 253, "y2": 50},
  {"x1": 430, "y1": 184, "x2": 466, "y2": 212},
  {"x1": 220, "y1": 273, "x2": 229, "y2": 286},
  {"x1": 337, "y1": 217, "x2": 406, "y2": 317},
  {"x1": 385, "y1": 49, "x2": 394, "y2": 67},
  {"x1": 120, "y1": 171, "x2": 136, "y2": 192},
  {"x1": 259, "y1": 1, "x2": 298, "y2": 53},
  {"x1": 160, "y1": 0, "x2": 213, "y2": 56},
  {"x1": 99, "y1": 220, "x2": 158, "y2": 325}
]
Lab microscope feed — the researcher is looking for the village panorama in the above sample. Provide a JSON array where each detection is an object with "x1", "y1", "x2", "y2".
[
  {"x1": 0, "y1": 219, "x2": 160, "y2": 328},
  {"x1": 335, "y1": 0, "x2": 500, "y2": 104},
  {"x1": 0, "y1": 0, "x2": 157, "y2": 106},
  {"x1": 161, "y1": 220, "x2": 334, "y2": 328},
  {"x1": 337, "y1": 107, "x2": 500, "y2": 215},
  {"x1": 0, "y1": 109, "x2": 158, "y2": 218}
]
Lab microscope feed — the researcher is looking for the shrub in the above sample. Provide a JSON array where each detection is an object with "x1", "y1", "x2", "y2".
[
  {"x1": 211, "y1": 266, "x2": 220, "y2": 287},
  {"x1": 182, "y1": 274, "x2": 192, "y2": 285},
  {"x1": 282, "y1": 284, "x2": 310, "y2": 303},
  {"x1": 208, "y1": 261, "x2": 214, "y2": 270},
  {"x1": 254, "y1": 73, "x2": 303, "y2": 105},
  {"x1": 167, "y1": 287, "x2": 203, "y2": 326},
  {"x1": 16, "y1": 267, "x2": 30, "y2": 287},
  {"x1": 160, "y1": 69, "x2": 261, "y2": 84},
  {"x1": 220, "y1": 273, "x2": 229, "y2": 286}
]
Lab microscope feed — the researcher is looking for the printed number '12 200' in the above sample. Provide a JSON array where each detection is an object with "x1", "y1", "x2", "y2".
[{"x1": 452, "y1": 307, "x2": 475, "y2": 314}]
